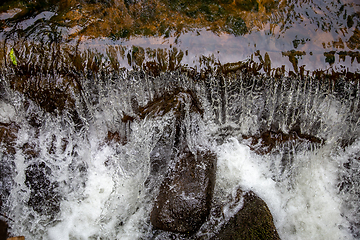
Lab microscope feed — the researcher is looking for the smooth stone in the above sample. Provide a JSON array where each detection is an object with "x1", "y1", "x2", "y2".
[
  {"x1": 211, "y1": 190, "x2": 281, "y2": 240},
  {"x1": 151, "y1": 147, "x2": 216, "y2": 234}
]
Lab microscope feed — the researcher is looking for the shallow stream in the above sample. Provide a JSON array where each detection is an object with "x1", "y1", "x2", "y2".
[{"x1": 0, "y1": 0, "x2": 360, "y2": 239}]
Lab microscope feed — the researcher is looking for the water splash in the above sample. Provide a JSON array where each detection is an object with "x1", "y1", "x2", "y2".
[{"x1": 0, "y1": 68, "x2": 359, "y2": 239}]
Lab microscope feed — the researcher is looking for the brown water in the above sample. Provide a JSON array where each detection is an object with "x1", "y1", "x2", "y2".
[{"x1": 0, "y1": 0, "x2": 359, "y2": 73}]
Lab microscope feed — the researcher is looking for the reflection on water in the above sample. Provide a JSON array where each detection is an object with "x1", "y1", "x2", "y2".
[{"x1": 0, "y1": 0, "x2": 359, "y2": 72}]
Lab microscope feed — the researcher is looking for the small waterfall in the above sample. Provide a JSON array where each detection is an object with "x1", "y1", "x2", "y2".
[
  {"x1": 1, "y1": 61, "x2": 360, "y2": 239},
  {"x1": 1, "y1": 0, "x2": 360, "y2": 238}
]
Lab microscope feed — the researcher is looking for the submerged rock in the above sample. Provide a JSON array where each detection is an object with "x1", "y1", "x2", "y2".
[
  {"x1": 144, "y1": 90, "x2": 205, "y2": 190},
  {"x1": 151, "y1": 147, "x2": 217, "y2": 234},
  {"x1": 144, "y1": 90, "x2": 204, "y2": 191},
  {"x1": 211, "y1": 190, "x2": 280, "y2": 240},
  {"x1": 243, "y1": 130, "x2": 323, "y2": 155},
  {"x1": 105, "y1": 114, "x2": 134, "y2": 146},
  {"x1": 9, "y1": 72, "x2": 82, "y2": 114},
  {"x1": 146, "y1": 122, "x2": 178, "y2": 193},
  {"x1": 138, "y1": 90, "x2": 203, "y2": 120},
  {"x1": 0, "y1": 122, "x2": 19, "y2": 155},
  {"x1": 25, "y1": 162, "x2": 61, "y2": 216}
]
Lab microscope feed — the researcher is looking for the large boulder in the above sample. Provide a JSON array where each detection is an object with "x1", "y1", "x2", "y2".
[
  {"x1": 143, "y1": 90, "x2": 202, "y2": 193},
  {"x1": 151, "y1": 146, "x2": 217, "y2": 234},
  {"x1": 211, "y1": 190, "x2": 280, "y2": 240},
  {"x1": 143, "y1": 90, "x2": 216, "y2": 234}
]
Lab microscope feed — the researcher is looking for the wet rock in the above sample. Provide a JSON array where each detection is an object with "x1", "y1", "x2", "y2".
[
  {"x1": 151, "y1": 146, "x2": 217, "y2": 234},
  {"x1": 144, "y1": 90, "x2": 215, "y2": 234},
  {"x1": 143, "y1": 90, "x2": 204, "y2": 191},
  {"x1": 25, "y1": 162, "x2": 61, "y2": 216},
  {"x1": 0, "y1": 219, "x2": 7, "y2": 240},
  {"x1": 145, "y1": 122, "x2": 177, "y2": 192},
  {"x1": 9, "y1": 72, "x2": 82, "y2": 114},
  {"x1": 0, "y1": 122, "x2": 19, "y2": 155},
  {"x1": 211, "y1": 190, "x2": 280, "y2": 240},
  {"x1": 138, "y1": 90, "x2": 203, "y2": 119},
  {"x1": 0, "y1": 121, "x2": 41, "y2": 158},
  {"x1": 0, "y1": 163, "x2": 14, "y2": 215},
  {"x1": 106, "y1": 114, "x2": 134, "y2": 145},
  {"x1": 243, "y1": 130, "x2": 323, "y2": 155}
]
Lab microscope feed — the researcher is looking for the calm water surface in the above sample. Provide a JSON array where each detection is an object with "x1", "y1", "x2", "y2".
[{"x1": 0, "y1": 0, "x2": 359, "y2": 72}]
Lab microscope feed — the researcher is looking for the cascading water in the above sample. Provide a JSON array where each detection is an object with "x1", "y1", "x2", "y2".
[
  {"x1": 1, "y1": 68, "x2": 360, "y2": 239},
  {"x1": 1, "y1": 0, "x2": 360, "y2": 238}
]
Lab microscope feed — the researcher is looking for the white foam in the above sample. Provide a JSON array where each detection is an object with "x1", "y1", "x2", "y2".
[
  {"x1": 47, "y1": 145, "x2": 115, "y2": 240},
  {"x1": 46, "y1": 118, "x2": 156, "y2": 240},
  {"x1": 216, "y1": 138, "x2": 352, "y2": 240},
  {"x1": 2, "y1": 74, "x2": 359, "y2": 240},
  {"x1": 0, "y1": 101, "x2": 16, "y2": 123}
]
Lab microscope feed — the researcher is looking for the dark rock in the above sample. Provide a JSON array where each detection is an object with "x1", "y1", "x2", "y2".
[
  {"x1": 138, "y1": 90, "x2": 203, "y2": 120},
  {"x1": 145, "y1": 91, "x2": 215, "y2": 234},
  {"x1": 211, "y1": 190, "x2": 280, "y2": 240},
  {"x1": 0, "y1": 219, "x2": 7, "y2": 240},
  {"x1": 144, "y1": 90, "x2": 204, "y2": 193},
  {"x1": 0, "y1": 162, "x2": 14, "y2": 214},
  {"x1": 0, "y1": 122, "x2": 19, "y2": 155},
  {"x1": 20, "y1": 143, "x2": 40, "y2": 159},
  {"x1": 0, "y1": 123, "x2": 19, "y2": 214},
  {"x1": 243, "y1": 130, "x2": 323, "y2": 155},
  {"x1": 10, "y1": 72, "x2": 82, "y2": 114},
  {"x1": 25, "y1": 162, "x2": 61, "y2": 216},
  {"x1": 150, "y1": 145, "x2": 217, "y2": 234}
]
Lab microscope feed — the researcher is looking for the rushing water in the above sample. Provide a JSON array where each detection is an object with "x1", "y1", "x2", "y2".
[
  {"x1": 1, "y1": 0, "x2": 360, "y2": 239},
  {"x1": 0, "y1": 69, "x2": 360, "y2": 239}
]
